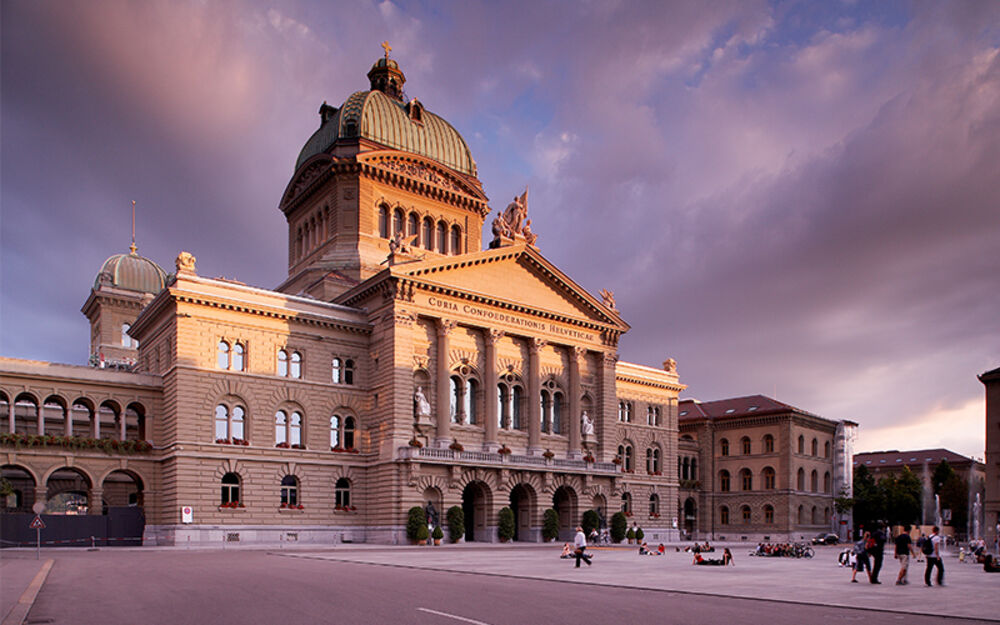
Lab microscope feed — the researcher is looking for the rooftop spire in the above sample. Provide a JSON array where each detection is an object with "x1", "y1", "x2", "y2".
[
  {"x1": 129, "y1": 200, "x2": 137, "y2": 254},
  {"x1": 368, "y1": 42, "x2": 406, "y2": 100}
]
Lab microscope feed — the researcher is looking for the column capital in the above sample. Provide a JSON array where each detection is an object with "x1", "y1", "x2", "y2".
[
  {"x1": 573, "y1": 346, "x2": 587, "y2": 359},
  {"x1": 487, "y1": 328, "x2": 505, "y2": 345},
  {"x1": 530, "y1": 338, "x2": 547, "y2": 352},
  {"x1": 603, "y1": 351, "x2": 619, "y2": 365},
  {"x1": 436, "y1": 318, "x2": 457, "y2": 336}
]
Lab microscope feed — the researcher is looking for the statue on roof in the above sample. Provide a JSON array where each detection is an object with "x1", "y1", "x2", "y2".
[
  {"x1": 600, "y1": 289, "x2": 616, "y2": 311},
  {"x1": 489, "y1": 188, "x2": 537, "y2": 247}
]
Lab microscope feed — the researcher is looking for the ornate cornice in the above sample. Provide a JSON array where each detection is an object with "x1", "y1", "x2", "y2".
[{"x1": 173, "y1": 294, "x2": 371, "y2": 335}]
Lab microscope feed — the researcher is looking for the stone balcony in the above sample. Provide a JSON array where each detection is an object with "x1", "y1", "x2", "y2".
[{"x1": 397, "y1": 445, "x2": 619, "y2": 473}]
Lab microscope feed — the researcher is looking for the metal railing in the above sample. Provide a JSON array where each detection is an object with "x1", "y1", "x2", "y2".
[{"x1": 398, "y1": 445, "x2": 618, "y2": 473}]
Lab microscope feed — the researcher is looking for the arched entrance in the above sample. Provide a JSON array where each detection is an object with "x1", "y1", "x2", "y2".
[
  {"x1": 552, "y1": 486, "x2": 578, "y2": 541},
  {"x1": 101, "y1": 470, "x2": 145, "y2": 546},
  {"x1": 462, "y1": 481, "x2": 490, "y2": 542},
  {"x1": 683, "y1": 497, "x2": 697, "y2": 538},
  {"x1": 46, "y1": 467, "x2": 92, "y2": 514},
  {"x1": 1, "y1": 465, "x2": 36, "y2": 513},
  {"x1": 592, "y1": 494, "x2": 608, "y2": 530},
  {"x1": 509, "y1": 484, "x2": 536, "y2": 542}
]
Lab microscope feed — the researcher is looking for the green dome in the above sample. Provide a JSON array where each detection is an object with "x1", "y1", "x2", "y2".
[
  {"x1": 295, "y1": 58, "x2": 477, "y2": 177},
  {"x1": 94, "y1": 249, "x2": 168, "y2": 294}
]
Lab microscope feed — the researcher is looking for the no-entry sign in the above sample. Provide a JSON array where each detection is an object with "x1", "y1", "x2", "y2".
[{"x1": 181, "y1": 506, "x2": 193, "y2": 523}]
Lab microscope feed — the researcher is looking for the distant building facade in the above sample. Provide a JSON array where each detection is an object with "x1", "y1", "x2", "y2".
[
  {"x1": 677, "y1": 395, "x2": 855, "y2": 543},
  {"x1": 979, "y1": 366, "x2": 1000, "y2": 546}
]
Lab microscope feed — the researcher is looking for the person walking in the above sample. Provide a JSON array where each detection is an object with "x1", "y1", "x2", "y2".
[
  {"x1": 851, "y1": 531, "x2": 872, "y2": 583},
  {"x1": 573, "y1": 526, "x2": 592, "y2": 568},
  {"x1": 924, "y1": 525, "x2": 945, "y2": 586},
  {"x1": 869, "y1": 522, "x2": 886, "y2": 584},
  {"x1": 894, "y1": 524, "x2": 915, "y2": 585}
]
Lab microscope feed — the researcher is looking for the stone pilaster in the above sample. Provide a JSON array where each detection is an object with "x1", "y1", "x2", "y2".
[
  {"x1": 527, "y1": 338, "x2": 545, "y2": 454},
  {"x1": 434, "y1": 319, "x2": 456, "y2": 448},
  {"x1": 483, "y1": 329, "x2": 503, "y2": 449},
  {"x1": 567, "y1": 346, "x2": 584, "y2": 458}
]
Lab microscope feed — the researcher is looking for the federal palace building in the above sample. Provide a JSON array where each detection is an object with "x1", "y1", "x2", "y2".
[{"x1": 0, "y1": 51, "x2": 854, "y2": 546}]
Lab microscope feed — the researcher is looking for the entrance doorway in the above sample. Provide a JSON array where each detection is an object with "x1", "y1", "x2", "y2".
[
  {"x1": 684, "y1": 497, "x2": 697, "y2": 538},
  {"x1": 552, "y1": 486, "x2": 577, "y2": 541},
  {"x1": 509, "y1": 484, "x2": 535, "y2": 542},
  {"x1": 462, "y1": 481, "x2": 490, "y2": 542}
]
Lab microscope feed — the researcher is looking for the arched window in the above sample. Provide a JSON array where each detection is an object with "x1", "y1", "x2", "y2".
[
  {"x1": 330, "y1": 415, "x2": 340, "y2": 449},
  {"x1": 218, "y1": 341, "x2": 230, "y2": 369},
  {"x1": 407, "y1": 212, "x2": 419, "y2": 238},
  {"x1": 763, "y1": 434, "x2": 774, "y2": 453},
  {"x1": 450, "y1": 225, "x2": 461, "y2": 255},
  {"x1": 422, "y1": 217, "x2": 434, "y2": 250},
  {"x1": 811, "y1": 438, "x2": 818, "y2": 456},
  {"x1": 797, "y1": 435, "x2": 805, "y2": 454},
  {"x1": 618, "y1": 400, "x2": 633, "y2": 422},
  {"x1": 741, "y1": 505, "x2": 751, "y2": 524},
  {"x1": 393, "y1": 208, "x2": 404, "y2": 237},
  {"x1": 624, "y1": 445, "x2": 634, "y2": 472},
  {"x1": 342, "y1": 416, "x2": 355, "y2": 450},
  {"x1": 764, "y1": 504, "x2": 774, "y2": 524},
  {"x1": 215, "y1": 403, "x2": 246, "y2": 443},
  {"x1": 378, "y1": 205, "x2": 389, "y2": 238},
  {"x1": 719, "y1": 470, "x2": 731, "y2": 492},
  {"x1": 797, "y1": 468, "x2": 805, "y2": 490},
  {"x1": 275, "y1": 410, "x2": 287, "y2": 445},
  {"x1": 540, "y1": 380, "x2": 563, "y2": 434},
  {"x1": 720, "y1": 438, "x2": 729, "y2": 457},
  {"x1": 122, "y1": 323, "x2": 133, "y2": 347},
  {"x1": 231, "y1": 343, "x2": 244, "y2": 371},
  {"x1": 741, "y1": 436, "x2": 751, "y2": 455},
  {"x1": 649, "y1": 494, "x2": 660, "y2": 516},
  {"x1": 682, "y1": 457, "x2": 689, "y2": 480},
  {"x1": 450, "y1": 376, "x2": 461, "y2": 423},
  {"x1": 464, "y1": 378, "x2": 478, "y2": 425},
  {"x1": 335, "y1": 478, "x2": 351, "y2": 508},
  {"x1": 277, "y1": 350, "x2": 288, "y2": 377},
  {"x1": 332, "y1": 358, "x2": 342, "y2": 383},
  {"x1": 798, "y1": 505, "x2": 805, "y2": 524},
  {"x1": 344, "y1": 359, "x2": 354, "y2": 384},
  {"x1": 436, "y1": 221, "x2": 447, "y2": 253},
  {"x1": 823, "y1": 471, "x2": 831, "y2": 493},
  {"x1": 740, "y1": 468, "x2": 753, "y2": 491},
  {"x1": 497, "y1": 374, "x2": 522, "y2": 430},
  {"x1": 650, "y1": 449, "x2": 661, "y2": 475},
  {"x1": 450, "y1": 368, "x2": 480, "y2": 426},
  {"x1": 647, "y1": 405, "x2": 655, "y2": 425},
  {"x1": 811, "y1": 506, "x2": 819, "y2": 525},
  {"x1": 221, "y1": 473, "x2": 240, "y2": 505},
  {"x1": 824, "y1": 441, "x2": 831, "y2": 458},
  {"x1": 290, "y1": 351, "x2": 302, "y2": 379},
  {"x1": 810, "y1": 470, "x2": 818, "y2": 492},
  {"x1": 762, "y1": 467, "x2": 776, "y2": 490},
  {"x1": 621, "y1": 492, "x2": 632, "y2": 515},
  {"x1": 290, "y1": 412, "x2": 302, "y2": 447},
  {"x1": 689, "y1": 457, "x2": 696, "y2": 480},
  {"x1": 720, "y1": 505, "x2": 730, "y2": 525},
  {"x1": 280, "y1": 475, "x2": 298, "y2": 507}
]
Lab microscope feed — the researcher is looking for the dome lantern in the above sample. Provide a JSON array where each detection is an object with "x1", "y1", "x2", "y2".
[{"x1": 367, "y1": 41, "x2": 406, "y2": 101}]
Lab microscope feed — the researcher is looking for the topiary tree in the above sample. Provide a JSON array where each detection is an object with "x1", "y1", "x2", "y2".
[
  {"x1": 407, "y1": 506, "x2": 426, "y2": 542},
  {"x1": 542, "y1": 508, "x2": 560, "y2": 541},
  {"x1": 432, "y1": 525, "x2": 444, "y2": 542},
  {"x1": 626, "y1": 526, "x2": 635, "y2": 542},
  {"x1": 610, "y1": 512, "x2": 628, "y2": 543},
  {"x1": 416, "y1": 523, "x2": 429, "y2": 543},
  {"x1": 446, "y1": 505, "x2": 465, "y2": 543},
  {"x1": 582, "y1": 509, "x2": 599, "y2": 536},
  {"x1": 498, "y1": 506, "x2": 515, "y2": 542},
  {"x1": 635, "y1": 527, "x2": 644, "y2": 542}
]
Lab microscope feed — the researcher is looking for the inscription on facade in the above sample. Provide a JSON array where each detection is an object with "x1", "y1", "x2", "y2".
[{"x1": 425, "y1": 296, "x2": 594, "y2": 342}]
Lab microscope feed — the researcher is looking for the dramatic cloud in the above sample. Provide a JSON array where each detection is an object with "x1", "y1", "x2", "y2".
[{"x1": 2, "y1": 1, "x2": 997, "y2": 458}]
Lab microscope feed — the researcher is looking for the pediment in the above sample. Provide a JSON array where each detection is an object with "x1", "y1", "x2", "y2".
[
  {"x1": 358, "y1": 151, "x2": 487, "y2": 202},
  {"x1": 392, "y1": 245, "x2": 627, "y2": 330}
]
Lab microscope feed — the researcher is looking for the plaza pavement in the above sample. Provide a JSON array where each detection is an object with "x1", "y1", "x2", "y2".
[
  {"x1": 278, "y1": 543, "x2": 1000, "y2": 622},
  {"x1": 1, "y1": 543, "x2": 997, "y2": 623}
]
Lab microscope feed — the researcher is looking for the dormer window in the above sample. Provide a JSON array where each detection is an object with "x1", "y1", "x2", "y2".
[{"x1": 406, "y1": 99, "x2": 424, "y2": 123}]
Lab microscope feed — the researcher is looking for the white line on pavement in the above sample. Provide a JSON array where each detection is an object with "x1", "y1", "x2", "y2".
[{"x1": 416, "y1": 607, "x2": 494, "y2": 625}]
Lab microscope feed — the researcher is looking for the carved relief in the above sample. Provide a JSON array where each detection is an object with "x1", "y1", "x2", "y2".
[
  {"x1": 375, "y1": 158, "x2": 464, "y2": 194},
  {"x1": 175, "y1": 251, "x2": 197, "y2": 274},
  {"x1": 486, "y1": 328, "x2": 505, "y2": 345}
]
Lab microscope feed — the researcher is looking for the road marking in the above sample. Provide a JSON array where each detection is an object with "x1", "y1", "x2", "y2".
[
  {"x1": 416, "y1": 607, "x2": 494, "y2": 625},
  {"x1": 2, "y1": 559, "x2": 54, "y2": 625}
]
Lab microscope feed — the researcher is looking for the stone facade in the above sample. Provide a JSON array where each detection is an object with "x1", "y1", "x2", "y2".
[{"x1": 983, "y1": 367, "x2": 1000, "y2": 547}]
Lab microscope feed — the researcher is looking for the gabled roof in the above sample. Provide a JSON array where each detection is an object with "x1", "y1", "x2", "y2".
[
  {"x1": 853, "y1": 448, "x2": 978, "y2": 468},
  {"x1": 338, "y1": 243, "x2": 629, "y2": 332},
  {"x1": 678, "y1": 394, "x2": 817, "y2": 421}
]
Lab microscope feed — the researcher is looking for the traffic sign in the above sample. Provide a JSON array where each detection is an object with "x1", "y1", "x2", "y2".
[{"x1": 29, "y1": 515, "x2": 46, "y2": 530}]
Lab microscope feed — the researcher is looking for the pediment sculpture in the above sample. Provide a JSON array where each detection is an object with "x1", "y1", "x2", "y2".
[{"x1": 490, "y1": 188, "x2": 537, "y2": 247}]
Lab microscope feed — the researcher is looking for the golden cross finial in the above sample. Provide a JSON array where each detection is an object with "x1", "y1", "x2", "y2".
[
  {"x1": 381, "y1": 40, "x2": 392, "y2": 59},
  {"x1": 129, "y1": 200, "x2": 137, "y2": 254}
]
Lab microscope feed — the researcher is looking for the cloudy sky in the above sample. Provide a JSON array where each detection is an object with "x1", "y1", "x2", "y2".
[{"x1": 2, "y1": 1, "x2": 998, "y2": 459}]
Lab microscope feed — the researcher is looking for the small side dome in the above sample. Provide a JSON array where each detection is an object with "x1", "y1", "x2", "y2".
[{"x1": 94, "y1": 249, "x2": 168, "y2": 294}]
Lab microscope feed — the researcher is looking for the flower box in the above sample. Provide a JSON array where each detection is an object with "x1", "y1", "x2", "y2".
[
  {"x1": 449, "y1": 440, "x2": 464, "y2": 452},
  {"x1": 408, "y1": 438, "x2": 423, "y2": 448},
  {"x1": 276, "y1": 442, "x2": 290, "y2": 449},
  {"x1": 542, "y1": 450, "x2": 555, "y2": 459},
  {"x1": 0, "y1": 432, "x2": 153, "y2": 454},
  {"x1": 497, "y1": 445, "x2": 512, "y2": 455},
  {"x1": 219, "y1": 501, "x2": 245, "y2": 509}
]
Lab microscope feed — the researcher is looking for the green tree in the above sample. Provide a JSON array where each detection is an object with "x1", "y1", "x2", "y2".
[
  {"x1": 635, "y1": 527, "x2": 644, "y2": 542},
  {"x1": 407, "y1": 506, "x2": 426, "y2": 542},
  {"x1": 852, "y1": 465, "x2": 884, "y2": 531},
  {"x1": 446, "y1": 506, "x2": 465, "y2": 543},
  {"x1": 939, "y1": 474, "x2": 968, "y2": 533},
  {"x1": 498, "y1": 506, "x2": 515, "y2": 541},
  {"x1": 542, "y1": 508, "x2": 560, "y2": 541},
  {"x1": 431, "y1": 525, "x2": 443, "y2": 541},
  {"x1": 581, "y1": 509, "x2": 600, "y2": 536},
  {"x1": 931, "y1": 459, "x2": 956, "y2": 496},
  {"x1": 886, "y1": 466, "x2": 923, "y2": 526},
  {"x1": 610, "y1": 512, "x2": 628, "y2": 543}
]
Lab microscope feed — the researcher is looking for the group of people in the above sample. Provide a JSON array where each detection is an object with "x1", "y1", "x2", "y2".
[
  {"x1": 751, "y1": 543, "x2": 804, "y2": 557},
  {"x1": 850, "y1": 523, "x2": 945, "y2": 586},
  {"x1": 693, "y1": 548, "x2": 734, "y2": 566},
  {"x1": 638, "y1": 542, "x2": 665, "y2": 555}
]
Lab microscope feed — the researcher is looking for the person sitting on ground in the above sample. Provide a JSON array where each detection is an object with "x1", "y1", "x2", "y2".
[
  {"x1": 658, "y1": 543, "x2": 666, "y2": 555},
  {"x1": 984, "y1": 554, "x2": 1000, "y2": 573},
  {"x1": 560, "y1": 542, "x2": 573, "y2": 559},
  {"x1": 722, "y1": 548, "x2": 734, "y2": 566},
  {"x1": 693, "y1": 551, "x2": 728, "y2": 566},
  {"x1": 638, "y1": 542, "x2": 649, "y2": 555}
]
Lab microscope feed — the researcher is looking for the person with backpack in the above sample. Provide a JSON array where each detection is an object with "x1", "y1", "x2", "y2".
[
  {"x1": 869, "y1": 522, "x2": 887, "y2": 584},
  {"x1": 851, "y1": 531, "x2": 872, "y2": 583},
  {"x1": 924, "y1": 525, "x2": 944, "y2": 586}
]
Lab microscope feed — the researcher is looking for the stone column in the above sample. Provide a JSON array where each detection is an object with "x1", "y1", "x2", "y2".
[
  {"x1": 567, "y1": 346, "x2": 584, "y2": 458},
  {"x1": 598, "y1": 350, "x2": 618, "y2": 462},
  {"x1": 66, "y1": 406, "x2": 73, "y2": 437},
  {"x1": 7, "y1": 400, "x2": 14, "y2": 433},
  {"x1": 93, "y1": 409, "x2": 100, "y2": 439},
  {"x1": 119, "y1": 414, "x2": 127, "y2": 441},
  {"x1": 434, "y1": 319, "x2": 456, "y2": 448},
  {"x1": 527, "y1": 338, "x2": 546, "y2": 454},
  {"x1": 33, "y1": 486, "x2": 47, "y2": 513},
  {"x1": 37, "y1": 403, "x2": 45, "y2": 436},
  {"x1": 88, "y1": 488, "x2": 104, "y2": 515},
  {"x1": 483, "y1": 329, "x2": 503, "y2": 450}
]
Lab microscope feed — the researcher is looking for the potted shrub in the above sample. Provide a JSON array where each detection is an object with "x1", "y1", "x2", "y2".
[
  {"x1": 432, "y1": 525, "x2": 443, "y2": 546},
  {"x1": 582, "y1": 509, "x2": 600, "y2": 537},
  {"x1": 635, "y1": 527, "x2": 644, "y2": 542},
  {"x1": 626, "y1": 526, "x2": 636, "y2": 544},
  {"x1": 497, "y1": 507, "x2": 515, "y2": 542},
  {"x1": 446, "y1": 506, "x2": 465, "y2": 543},
  {"x1": 416, "y1": 523, "x2": 429, "y2": 546},
  {"x1": 407, "y1": 506, "x2": 426, "y2": 544},
  {"x1": 542, "y1": 508, "x2": 560, "y2": 542},
  {"x1": 610, "y1": 512, "x2": 628, "y2": 543}
]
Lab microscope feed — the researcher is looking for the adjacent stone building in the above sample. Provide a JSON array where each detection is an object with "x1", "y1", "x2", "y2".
[
  {"x1": 677, "y1": 395, "x2": 855, "y2": 542},
  {"x1": 978, "y1": 366, "x2": 1000, "y2": 547}
]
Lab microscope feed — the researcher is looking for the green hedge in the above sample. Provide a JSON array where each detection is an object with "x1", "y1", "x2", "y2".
[
  {"x1": 542, "y1": 508, "x2": 560, "y2": 541},
  {"x1": 498, "y1": 506, "x2": 515, "y2": 541},
  {"x1": 446, "y1": 506, "x2": 465, "y2": 543}
]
